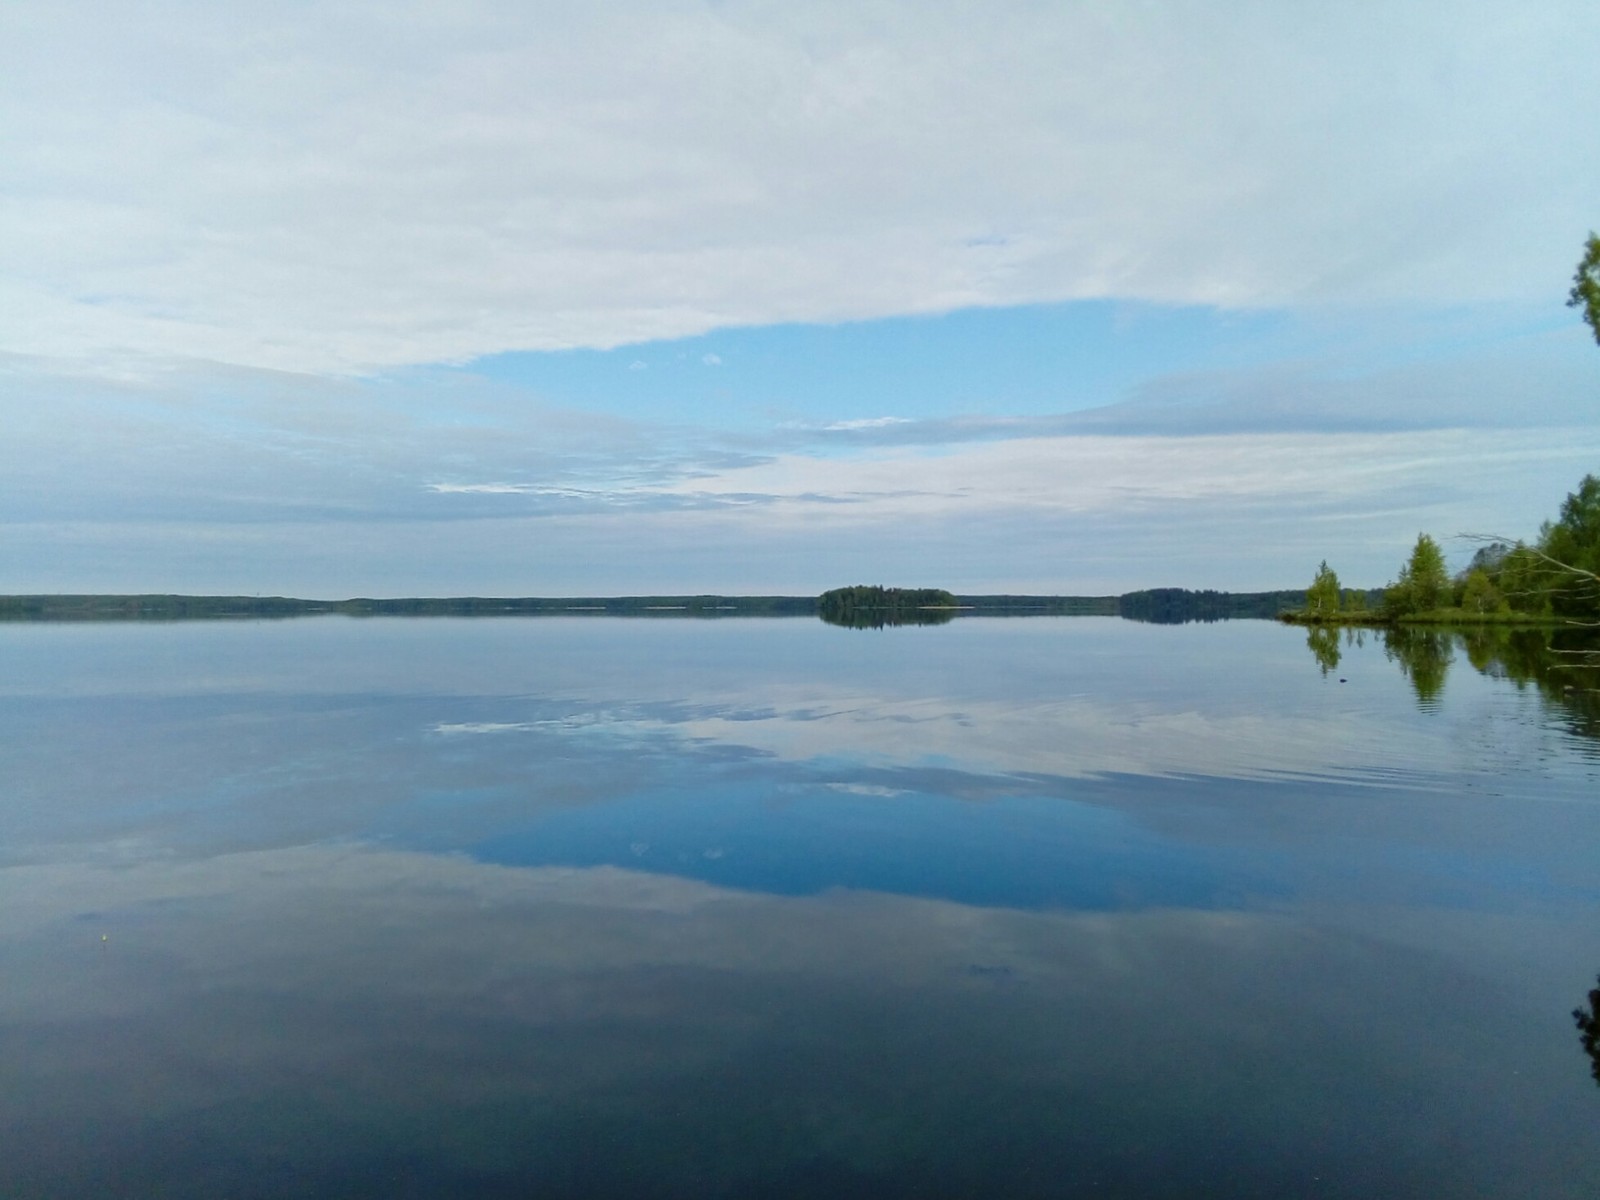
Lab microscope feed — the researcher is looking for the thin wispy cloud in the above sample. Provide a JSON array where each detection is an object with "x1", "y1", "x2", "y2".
[
  {"x1": 815, "y1": 417, "x2": 916, "y2": 432},
  {"x1": 427, "y1": 483, "x2": 543, "y2": 495}
]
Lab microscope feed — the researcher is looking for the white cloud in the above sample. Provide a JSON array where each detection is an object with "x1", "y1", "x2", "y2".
[
  {"x1": 427, "y1": 483, "x2": 538, "y2": 495},
  {"x1": 8, "y1": 400, "x2": 1592, "y2": 596},
  {"x1": 433, "y1": 722, "x2": 539, "y2": 735},
  {"x1": 659, "y1": 428, "x2": 1600, "y2": 523},
  {"x1": 818, "y1": 416, "x2": 914, "y2": 431},
  {"x1": 702, "y1": 353, "x2": 722, "y2": 366},
  {"x1": 2, "y1": 1, "x2": 1596, "y2": 373}
]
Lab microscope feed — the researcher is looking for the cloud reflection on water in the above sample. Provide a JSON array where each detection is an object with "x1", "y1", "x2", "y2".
[
  {"x1": 3, "y1": 846, "x2": 1596, "y2": 1198},
  {"x1": 4, "y1": 617, "x2": 1600, "y2": 1195}
]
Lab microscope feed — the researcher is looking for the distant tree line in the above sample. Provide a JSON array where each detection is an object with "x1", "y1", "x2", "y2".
[
  {"x1": 3, "y1": 588, "x2": 1335, "y2": 626},
  {"x1": 1117, "y1": 588, "x2": 1314, "y2": 624},
  {"x1": 816, "y1": 587, "x2": 1315, "y2": 627},
  {"x1": 0, "y1": 594, "x2": 819, "y2": 622},
  {"x1": 956, "y1": 594, "x2": 1119, "y2": 616}
]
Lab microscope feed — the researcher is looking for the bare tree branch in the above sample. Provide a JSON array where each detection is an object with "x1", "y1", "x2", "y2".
[{"x1": 1455, "y1": 533, "x2": 1600, "y2": 628}]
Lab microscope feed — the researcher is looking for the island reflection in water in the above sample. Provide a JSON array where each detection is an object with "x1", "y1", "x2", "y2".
[{"x1": 3, "y1": 615, "x2": 1599, "y2": 1198}]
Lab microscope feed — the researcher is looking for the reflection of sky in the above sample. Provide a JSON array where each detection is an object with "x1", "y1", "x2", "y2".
[
  {"x1": 465, "y1": 781, "x2": 1281, "y2": 911},
  {"x1": 4, "y1": 846, "x2": 1599, "y2": 1198},
  {"x1": 5, "y1": 617, "x2": 1600, "y2": 1195},
  {"x1": 4, "y1": 615, "x2": 1596, "y2": 782},
  {"x1": 3, "y1": 618, "x2": 1599, "y2": 915}
]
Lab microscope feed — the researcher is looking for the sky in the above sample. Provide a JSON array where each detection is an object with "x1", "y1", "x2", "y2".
[{"x1": 3, "y1": 0, "x2": 1598, "y2": 597}]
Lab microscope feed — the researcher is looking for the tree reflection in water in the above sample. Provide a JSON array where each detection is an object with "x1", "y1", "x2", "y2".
[
  {"x1": 1306, "y1": 626, "x2": 1341, "y2": 676},
  {"x1": 1575, "y1": 975, "x2": 1600, "y2": 1087},
  {"x1": 1382, "y1": 627, "x2": 1453, "y2": 707},
  {"x1": 1298, "y1": 623, "x2": 1600, "y2": 1089},
  {"x1": 1305, "y1": 622, "x2": 1600, "y2": 738},
  {"x1": 820, "y1": 608, "x2": 955, "y2": 630}
]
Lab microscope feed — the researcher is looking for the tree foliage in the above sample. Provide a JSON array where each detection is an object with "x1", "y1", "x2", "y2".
[
  {"x1": 1384, "y1": 534, "x2": 1450, "y2": 616},
  {"x1": 1468, "y1": 475, "x2": 1600, "y2": 621},
  {"x1": 1458, "y1": 568, "x2": 1504, "y2": 615},
  {"x1": 1570, "y1": 232, "x2": 1600, "y2": 347},
  {"x1": 1536, "y1": 474, "x2": 1600, "y2": 617},
  {"x1": 1491, "y1": 543, "x2": 1555, "y2": 617},
  {"x1": 817, "y1": 585, "x2": 957, "y2": 628},
  {"x1": 1306, "y1": 561, "x2": 1341, "y2": 616}
]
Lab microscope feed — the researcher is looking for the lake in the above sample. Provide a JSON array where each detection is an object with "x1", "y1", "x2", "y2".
[{"x1": 3, "y1": 615, "x2": 1598, "y2": 1198}]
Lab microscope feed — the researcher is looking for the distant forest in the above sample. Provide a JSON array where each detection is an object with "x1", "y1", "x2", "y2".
[
  {"x1": 0, "y1": 588, "x2": 1312, "y2": 625},
  {"x1": 0, "y1": 594, "x2": 818, "y2": 621},
  {"x1": 1116, "y1": 587, "x2": 1349, "y2": 623}
]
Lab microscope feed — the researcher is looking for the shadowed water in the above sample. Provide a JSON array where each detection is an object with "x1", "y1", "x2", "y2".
[{"x1": 2, "y1": 616, "x2": 1598, "y2": 1197}]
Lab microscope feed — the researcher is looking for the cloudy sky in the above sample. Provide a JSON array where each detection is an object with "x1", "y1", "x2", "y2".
[{"x1": 3, "y1": 1, "x2": 1598, "y2": 597}]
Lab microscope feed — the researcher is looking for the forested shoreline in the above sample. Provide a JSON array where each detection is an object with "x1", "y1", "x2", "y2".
[{"x1": 1284, "y1": 473, "x2": 1600, "y2": 628}]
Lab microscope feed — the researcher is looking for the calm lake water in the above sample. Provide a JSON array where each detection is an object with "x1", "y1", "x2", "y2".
[{"x1": 3, "y1": 615, "x2": 1599, "y2": 1198}]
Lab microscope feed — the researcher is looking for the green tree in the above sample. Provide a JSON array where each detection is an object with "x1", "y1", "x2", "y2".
[
  {"x1": 1570, "y1": 232, "x2": 1600, "y2": 347},
  {"x1": 1305, "y1": 560, "x2": 1341, "y2": 617},
  {"x1": 1384, "y1": 534, "x2": 1450, "y2": 616},
  {"x1": 1466, "y1": 478, "x2": 1600, "y2": 620},
  {"x1": 1536, "y1": 474, "x2": 1600, "y2": 618},
  {"x1": 1495, "y1": 542, "x2": 1556, "y2": 616},
  {"x1": 1459, "y1": 567, "x2": 1504, "y2": 615}
]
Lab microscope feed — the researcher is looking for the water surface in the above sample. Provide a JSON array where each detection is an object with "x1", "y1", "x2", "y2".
[{"x1": 2, "y1": 616, "x2": 1598, "y2": 1197}]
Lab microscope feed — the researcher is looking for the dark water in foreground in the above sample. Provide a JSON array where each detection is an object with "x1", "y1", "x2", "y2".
[{"x1": 2, "y1": 616, "x2": 1598, "y2": 1198}]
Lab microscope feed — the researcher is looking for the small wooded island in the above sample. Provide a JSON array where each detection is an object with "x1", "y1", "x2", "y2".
[
  {"x1": 1282, "y1": 472, "x2": 1600, "y2": 627},
  {"x1": 817, "y1": 586, "x2": 959, "y2": 628}
]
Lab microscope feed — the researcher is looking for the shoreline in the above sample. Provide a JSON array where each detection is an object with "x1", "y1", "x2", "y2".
[{"x1": 0, "y1": 589, "x2": 1298, "y2": 623}]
